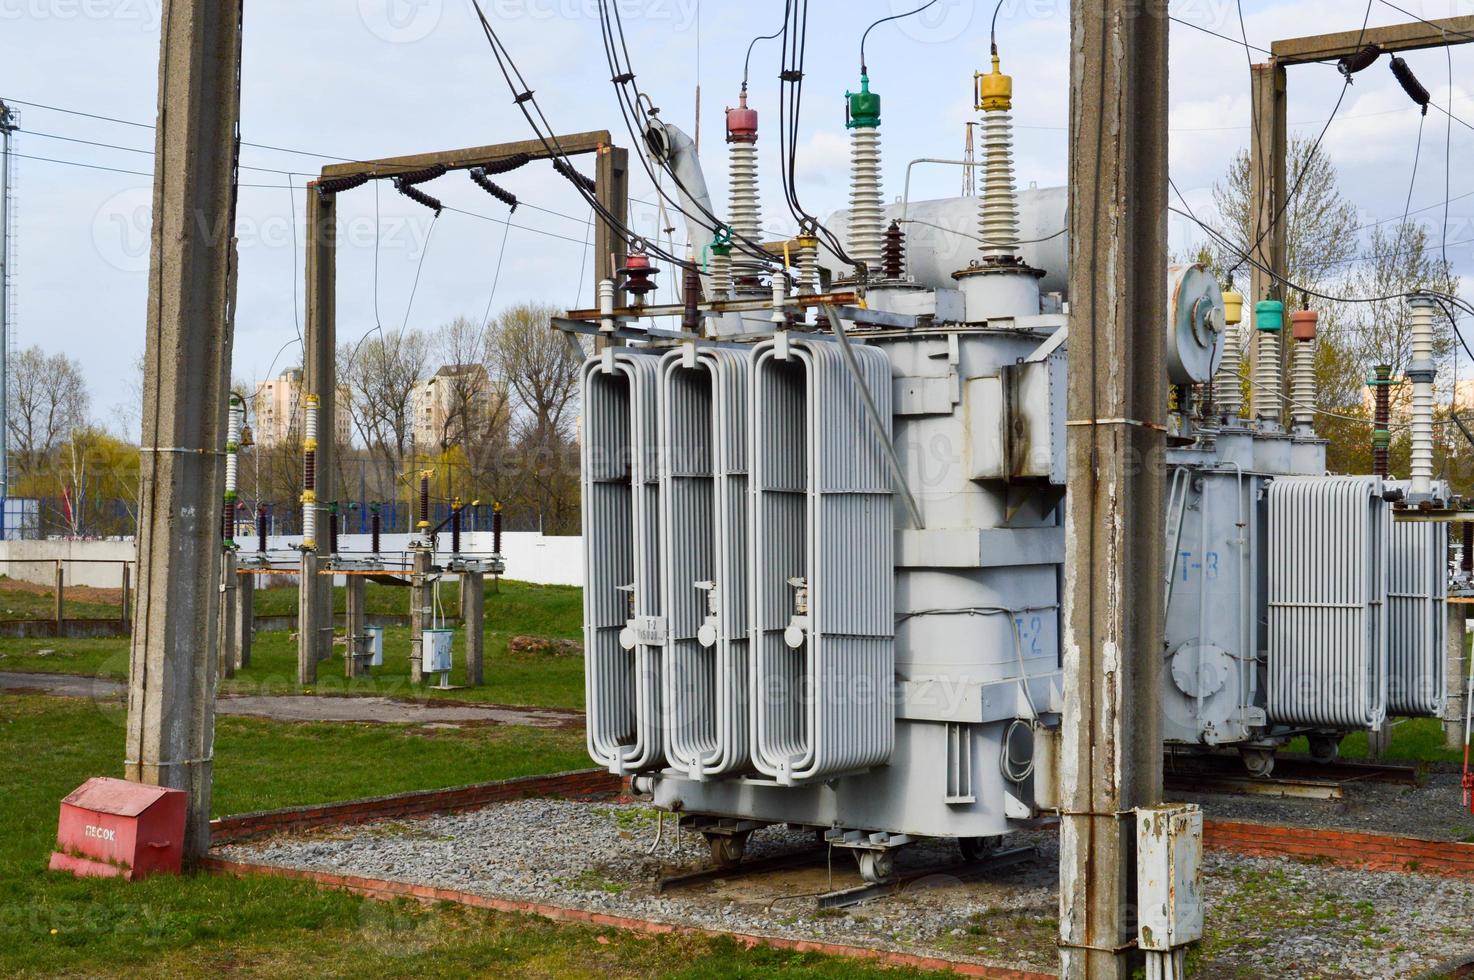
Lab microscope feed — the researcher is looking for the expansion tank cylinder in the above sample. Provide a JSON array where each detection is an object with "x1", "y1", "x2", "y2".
[
  {"x1": 1289, "y1": 308, "x2": 1318, "y2": 434},
  {"x1": 951, "y1": 55, "x2": 1043, "y2": 321},
  {"x1": 1214, "y1": 288, "x2": 1245, "y2": 423},
  {"x1": 300, "y1": 394, "x2": 319, "y2": 551},
  {"x1": 845, "y1": 75, "x2": 884, "y2": 279},
  {"x1": 1407, "y1": 294, "x2": 1438, "y2": 501},
  {"x1": 726, "y1": 90, "x2": 764, "y2": 288},
  {"x1": 1251, "y1": 299, "x2": 1284, "y2": 429}
]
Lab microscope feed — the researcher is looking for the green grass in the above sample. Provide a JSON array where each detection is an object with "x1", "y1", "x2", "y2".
[
  {"x1": 1287, "y1": 716, "x2": 1463, "y2": 765},
  {"x1": 0, "y1": 692, "x2": 917, "y2": 978},
  {"x1": 0, "y1": 576, "x2": 122, "y2": 622},
  {"x1": 0, "y1": 579, "x2": 587, "y2": 709}
]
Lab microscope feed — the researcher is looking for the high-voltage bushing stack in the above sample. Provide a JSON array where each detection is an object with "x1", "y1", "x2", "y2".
[
  {"x1": 749, "y1": 335, "x2": 896, "y2": 785},
  {"x1": 582, "y1": 350, "x2": 664, "y2": 775},
  {"x1": 1265, "y1": 476, "x2": 1390, "y2": 730},
  {"x1": 658, "y1": 347, "x2": 751, "y2": 780}
]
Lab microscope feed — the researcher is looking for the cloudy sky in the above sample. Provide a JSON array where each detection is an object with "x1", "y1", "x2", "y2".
[{"x1": 4, "y1": 0, "x2": 1473, "y2": 424}]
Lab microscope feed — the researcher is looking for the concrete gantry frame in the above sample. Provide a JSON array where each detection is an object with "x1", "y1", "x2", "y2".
[
  {"x1": 1059, "y1": 1, "x2": 1168, "y2": 976},
  {"x1": 1247, "y1": 14, "x2": 1474, "y2": 400},
  {"x1": 297, "y1": 132, "x2": 628, "y2": 674}
]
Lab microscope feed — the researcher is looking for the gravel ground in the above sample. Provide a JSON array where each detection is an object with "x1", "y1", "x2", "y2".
[
  {"x1": 1171, "y1": 771, "x2": 1474, "y2": 842},
  {"x1": 220, "y1": 799, "x2": 1474, "y2": 977}
]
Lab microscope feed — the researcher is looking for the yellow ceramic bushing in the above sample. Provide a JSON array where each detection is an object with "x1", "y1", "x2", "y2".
[{"x1": 975, "y1": 54, "x2": 1012, "y2": 112}]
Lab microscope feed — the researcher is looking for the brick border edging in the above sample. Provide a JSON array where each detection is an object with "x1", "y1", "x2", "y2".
[
  {"x1": 198, "y1": 856, "x2": 1052, "y2": 980},
  {"x1": 1204, "y1": 818, "x2": 1474, "y2": 877},
  {"x1": 209, "y1": 769, "x2": 622, "y2": 844}
]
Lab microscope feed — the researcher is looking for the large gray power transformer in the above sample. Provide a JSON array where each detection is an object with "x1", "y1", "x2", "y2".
[{"x1": 572, "y1": 64, "x2": 1450, "y2": 878}]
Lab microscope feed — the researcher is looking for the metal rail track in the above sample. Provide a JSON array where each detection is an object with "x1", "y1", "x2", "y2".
[
  {"x1": 1165, "y1": 751, "x2": 1419, "y2": 784},
  {"x1": 656, "y1": 846, "x2": 828, "y2": 893},
  {"x1": 815, "y1": 846, "x2": 1038, "y2": 910}
]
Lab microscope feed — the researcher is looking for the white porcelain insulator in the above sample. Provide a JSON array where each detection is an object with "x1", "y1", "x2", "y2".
[
  {"x1": 1253, "y1": 328, "x2": 1281, "y2": 426},
  {"x1": 979, "y1": 110, "x2": 1020, "y2": 262},
  {"x1": 709, "y1": 250, "x2": 732, "y2": 298},
  {"x1": 1214, "y1": 323, "x2": 1243, "y2": 421},
  {"x1": 848, "y1": 126, "x2": 884, "y2": 277},
  {"x1": 728, "y1": 141, "x2": 763, "y2": 282},
  {"x1": 1291, "y1": 338, "x2": 1317, "y2": 430},
  {"x1": 797, "y1": 241, "x2": 818, "y2": 295},
  {"x1": 1409, "y1": 298, "x2": 1437, "y2": 495}
]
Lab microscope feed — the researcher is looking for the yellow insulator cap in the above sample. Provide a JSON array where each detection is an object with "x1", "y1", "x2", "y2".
[
  {"x1": 303, "y1": 438, "x2": 317, "y2": 452},
  {"x1": 300, "y1": 490, "x2": 317, "y2": 504},
  {"x1": 304, "y1": 393, "x2": 320, "y2": 406},
  {"x1": 1222, "y1": 289, "x2": 1245, "y2": 326},
  {"x1": 975, "y1": 54, "x2": 1012, "y2": 113}
]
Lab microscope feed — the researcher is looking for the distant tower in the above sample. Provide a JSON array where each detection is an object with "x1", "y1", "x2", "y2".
[
  {"x1": 0, "y1": 100, "x2": 16, "y2": 541},
  {"x1": 962, "y1": 121, "x2": 977, "y2": 198}
]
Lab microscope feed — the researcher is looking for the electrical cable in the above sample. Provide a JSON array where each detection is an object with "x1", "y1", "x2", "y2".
[
  {"x1": 594, "y1": 0, "x2": 771, "y2": 266},
  {"x1": 1228, "y1": 0, "x2": 1372, "y2": 284},
  {"x1": 743, "y1": 16, "x2": 785, "y2": 90},
  {"x1": 284, "y1": 173, "x2": 303, "y2": 351},
  {"x1": 466, "y1": 0, "x2": 694, "y2": 270},
  {"x1": 859, "y1": 0, "x2": 940, "y2": 73},
  {"x1": 399, "y1": 211, "x2": 440, "y2": 334},
  {"x1": 1168, "y1": 13, "x2": 1272, "y2": 55}
]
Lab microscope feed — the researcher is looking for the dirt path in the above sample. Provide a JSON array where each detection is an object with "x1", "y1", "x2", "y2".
[{"x1": 0, "y1": 671, "x2": 584, "y2": 729}]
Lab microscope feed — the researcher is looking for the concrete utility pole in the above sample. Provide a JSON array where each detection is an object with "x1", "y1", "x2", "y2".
[
  {"x1": 0, "y1": 100, "x2": 16, "y2": 540},
  {"x1": 125, "y1": 0, "x2": 243, "y2": 859},
  {"x1": 463, "y1": 570, "x2": 485, "y2": 686},
  {"x1": 304, "y1": 188, "x2": 336, "y2": 666},
  {"x1": 1059, "y1": 1, "x2": 1168, "y2": 976}
]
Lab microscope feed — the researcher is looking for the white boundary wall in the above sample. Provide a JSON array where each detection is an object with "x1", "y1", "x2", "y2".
[{"x1": 0, "y1": 532, "x2": 585, "y2": 589}]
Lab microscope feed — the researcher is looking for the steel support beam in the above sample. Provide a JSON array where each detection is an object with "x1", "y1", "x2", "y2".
[
  {"x1": 124, "y1": 0, "x2": 242, "y2": 860},
  {"x1": 1060, "y1": 2, "x2": 1168, "y2": 976}
]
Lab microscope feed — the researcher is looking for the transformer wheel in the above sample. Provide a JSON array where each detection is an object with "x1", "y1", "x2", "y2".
[
  {"x1": 704, "y1": 831, "x2": 749, "y2": 868},
  {"x1": 1308, "y1": 736, "x2": 1341, "y2": 763},
  {"x1": 1239, "y1": 747, "x2": 1276, "y2": 778},
  {"x1": 958, "y1": 836, "x2": 1001, "y2": 863},
  {"x1": 856, "y1": 849, "x2": 895, "y2": 884}
]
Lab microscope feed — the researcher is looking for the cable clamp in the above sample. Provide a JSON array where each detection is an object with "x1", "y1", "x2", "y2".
[
  {"x1": 779, "y1": 69, "x2": 804, "y2": 82},
  {"x1": 514, "y1": 90, "x2": 534, "y2": 104}
]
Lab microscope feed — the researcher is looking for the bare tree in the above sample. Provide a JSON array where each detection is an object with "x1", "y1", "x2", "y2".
[
  {"x1": 430, "y1": 316, "x2": 511, "y2": 498},
  {"x1": 340, "y1": 328, "x2": 430, "y2": 508},
  {"x1": 489, "y1": 303, "x2": 582, "y2": 532},
  {"x1": 8, "y1": 346, "x2": 89, "y2": 481},
  {"x1": 1208, "y1": 134, "x2": 1360, "y2": 293}
]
